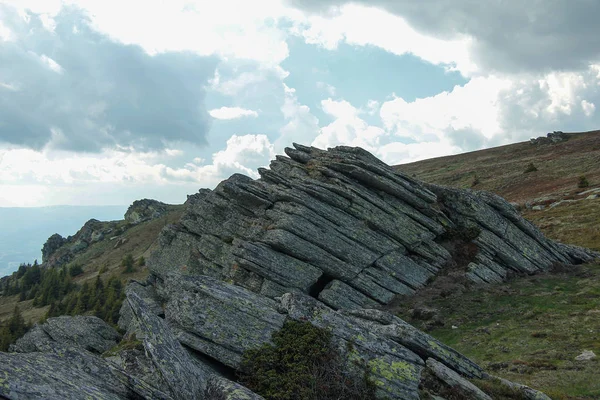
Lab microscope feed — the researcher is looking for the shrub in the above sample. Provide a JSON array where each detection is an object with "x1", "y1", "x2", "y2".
[
  {"x1": 238, "y1": 320, "x2": 377, "y2": 400},
  {"x1": 121, "y1": 254, "x2": 135, "y2": 274},
  {"x1": 69, "y1": 264, "x2": 84, "y2": 277},
  {"x1": 578, "y1": 175, "x2": 590, "y2": 188},
  {"x1": 523, "y1": 163, "x2": 537, "y2": 173},
  {"x1": 136, "y1": 256, "x2": 146, "y2": 268},
  {"x1": 471, "y1": 175, "x2": 481, "y2": 187}
]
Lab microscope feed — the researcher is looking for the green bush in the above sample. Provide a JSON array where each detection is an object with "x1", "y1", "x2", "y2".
[
  {"x1": 578, "y1": 175, "x2": 590, "y2": 188},
  {"x1": 0, "y1": 306, "x2": 29, "y2": 351},
  {"x1": 121, "y1": 254, "x2": 135, "y2": 274},
  {"x1": 523, "y1": 163, "x2": 537, "y2": 173},
  {"x1": 69, "y1": 264, "x2": 84, "y2": 277},
  {"x1": 238, "y1": 320, "x2": 377, "y2": 400}
]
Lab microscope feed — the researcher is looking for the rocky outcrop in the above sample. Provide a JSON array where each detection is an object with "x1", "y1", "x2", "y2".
[
  {"x1": 150, "y1": 144, "x2": 597, "y2": 310},
  {"x1": 1, "y1": 144, "x2": 594, "y2": 399},
  {"x1": 42, "y1": 218, "x2": 121, "y2": 268},
  {"x1": 10, "y1": 315, "x2": 121, "y2": 354},
  {"x1": 125, "y1": 199, "x2": 169, "y2": 224},
  {"x1": 530, "y1": 130, "x2": 569, "y2": 145},
  {"x1": 41, "y1": 233, "x2": 67, "y2": 264}
]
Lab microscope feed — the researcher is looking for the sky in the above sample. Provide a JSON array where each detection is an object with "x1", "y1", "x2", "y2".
[{"x1": 1, "y1": 0, "x2": 600, "y2": 207}]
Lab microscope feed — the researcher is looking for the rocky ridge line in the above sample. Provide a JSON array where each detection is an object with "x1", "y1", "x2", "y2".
[
  {"x1": 2, "y1": 143, "x2": 596, "y2": 399},
  {"x1": 150, "y1": 143, "x2": 596, "y2": 309}
]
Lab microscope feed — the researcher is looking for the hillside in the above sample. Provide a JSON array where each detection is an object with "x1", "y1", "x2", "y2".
[
  {"x1": 397, "y1": 130, "x2": 600, "y2": 250},
  {"x1": 0, "y1": 200, "x2": 184, "y2": 326},
  {"x1": 396, "y1": 131, "x2": 600, "y2": 398},
  {"x1": 0, "y1": 142, "x2": 598, "y2": 399},
  {"x1": 0, "y1": 205, "x2": 127, "y2": 277}
]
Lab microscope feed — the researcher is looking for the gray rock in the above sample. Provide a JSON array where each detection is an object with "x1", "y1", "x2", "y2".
[
  {"x1": 125, "y1": 198, "x2": 169, "y2": 224},
  {"x1": 118, "y1": 280, "x2": 164, "y2": 335},
  {"x1": 126, "y1": 290, "x2": 207, "y2": 399},
  {"x1": 41, "y1": 233, "x2": 66, "y2": 263},
  {"x1": 426, "y1": 358, "x2": 492, "y2": 400},
  {"x1": 342, "y1": 308, "x2": 484, "y2": 379},
  {"x1": 205, "y1": 375, "x2": 265, "y2": 400},
  {"x1": 280, "y1": 292, "x2": 424, "y2": 400},
  {"x1": 491, "y1": 376, "x2": 552, "y2": 400},
  {"x1": 575, "y1": 350, "x2": 597, "y2": 361},
  {"x1": 318, "y1": 279, "x2": 379, "y2": 310},
  {"x1": 158, "y1": 274, "x2": 286, "y2": 369},
  {"x1": 149, "y1": 144, "x2": 594, "y2": 309},
  {"x1": 0, "y1": 345, "x2": 171, "y2": 400},
  {"x1": 10, "y1": 315, "x2": 121, "y2": 354}
]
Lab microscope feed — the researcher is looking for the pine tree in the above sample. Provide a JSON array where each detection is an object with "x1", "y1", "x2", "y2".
[
  {"x1": 122, "y1": 254, "x2": 135, "y2": 274},
  {"x1": 0, "y1": 306, "x2": 29, "y2": 351}
]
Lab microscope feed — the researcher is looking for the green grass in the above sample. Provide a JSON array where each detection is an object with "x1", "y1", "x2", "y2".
[{"x1": 391, "y1": 263, "x2": 600, "y2": 399}]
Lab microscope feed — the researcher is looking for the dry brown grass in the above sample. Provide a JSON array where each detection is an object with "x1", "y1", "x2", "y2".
[{"x1": 397, "y1": 130, "x2": 600, "y2": 250}]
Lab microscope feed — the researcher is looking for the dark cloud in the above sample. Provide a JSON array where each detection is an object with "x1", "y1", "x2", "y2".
[
  {"x1": 0, "y1": 5, "x2": 218, "y2": 152},
  {"x1": 288, "y1": 0, "x2": 600, "y2": 74}
]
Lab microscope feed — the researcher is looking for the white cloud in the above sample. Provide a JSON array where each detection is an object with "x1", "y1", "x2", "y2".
[
  {"x1": 292, "y1": 4, "x2": 478, "y2": 76},
  {"x1": 312, "y1": 98, "x2": 385, "y2": 150},
  {"x1": 165, "y1": 148, "x2": 184, "y2": 157},
  {"x1": 582, "y1": 100, "x2": 596, "y2": 117},
  {"x1": 380, "y1": 76, "x2": 511, "y2": 142},
  {"x1": 0, "y1": 134, "x2": 276, "y2": 206},
  {"x1": 209, "y1": 106, "x2": 259, "y2": 120},
  {"x1": 64, "y1": 0, "x2": 294, "y2": 66},
  {"x1": 0, "y1": 19, "x2": 13, "y2": 41},
  {"x1": 365, "y1": 100, "x2": 379, "y2": 115},
  {"x1": 378, "y1": 140, "x2": 462, "y2": 165},
  {"x1": 38, "y1": 53, "x2": 63, "y2": 73},
  {"x1": 275, "y1": 84, "x2": 320, "y2": 151},
  {"x1": 208, "y1": 64, "x2": 289, "y2": 97},
  {"x1": 0, "y1": 81, "x2": 18, "y2": 91},
  {"x1": 316, "y1": 81, "x2": 336, "y2": 96}
]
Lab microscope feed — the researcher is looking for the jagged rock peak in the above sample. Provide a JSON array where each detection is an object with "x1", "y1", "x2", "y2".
[
  {"x1": 149, "y1": 143, "x2": 598, "y2": 310},
  {"x1": 41, "y1": 233, "x2": 66, "y2": 264},
  {"x1": 125, "y1": 198, "x2": 169, "y2": 224}
]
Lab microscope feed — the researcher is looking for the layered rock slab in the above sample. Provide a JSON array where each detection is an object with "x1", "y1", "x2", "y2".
[{"x1": 150, "y1": 144, "x2": 597, "y2": 310}]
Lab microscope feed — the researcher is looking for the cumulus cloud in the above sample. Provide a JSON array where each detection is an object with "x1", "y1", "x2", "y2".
[
  {"x1": 316, "y1": 81, "x2": 336, "y2": 96},
  {"x1": 313, "y1": 98, "x2": 385, "y2": 150},
  {"x1": 288, "y1": 0, "x2": 600, "y2": 74},
  {"x1": 0, "y1": 4, "x2": 217, "y2": 152},
  {"x1": 380, "y1": 76, "x2": 511, "y2": 143},
  {"x1": 209, "y1": 107, "x2": 259, "y2": 120},
  {"x1": 310, "y1": 97, "x2": 463, "y2": 164},
  {"x1": 497, "y1": 66, "x2": 600, "y2": 138},
  {"x1": 0, "y1": 134, "x2": 276, "y2": 206},
  {"x1": 289, "y1": 3, "x2": 476, "y2": 75},
  {"x1": 274, "y1": 85, "x2": 320, "y2": 152}
]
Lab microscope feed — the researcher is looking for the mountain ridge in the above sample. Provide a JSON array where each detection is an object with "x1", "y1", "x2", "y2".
[{"x1": 1, "y1": 143, "x2": 597, "y2": 399}]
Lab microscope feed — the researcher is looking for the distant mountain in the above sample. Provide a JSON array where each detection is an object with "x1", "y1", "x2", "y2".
[{"x1": 0, "y1": 205, "x2": 127, "y2": 277}]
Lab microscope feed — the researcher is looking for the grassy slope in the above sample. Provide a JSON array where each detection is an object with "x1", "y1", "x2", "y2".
[
  {"x1": 0, "y1": 206, "x2": 184, "y2": 325},
  {"x1": 395, "y1": 130, "x2": 600, "y2": 399},
  {"x1": 398, "y1": 130, "x2": 600, "y2": 251}
]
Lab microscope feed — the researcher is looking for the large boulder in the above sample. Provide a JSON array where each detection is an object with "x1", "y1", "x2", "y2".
[{"x1": 149, "y1": 144, "x2": 597, "y2": 310}]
